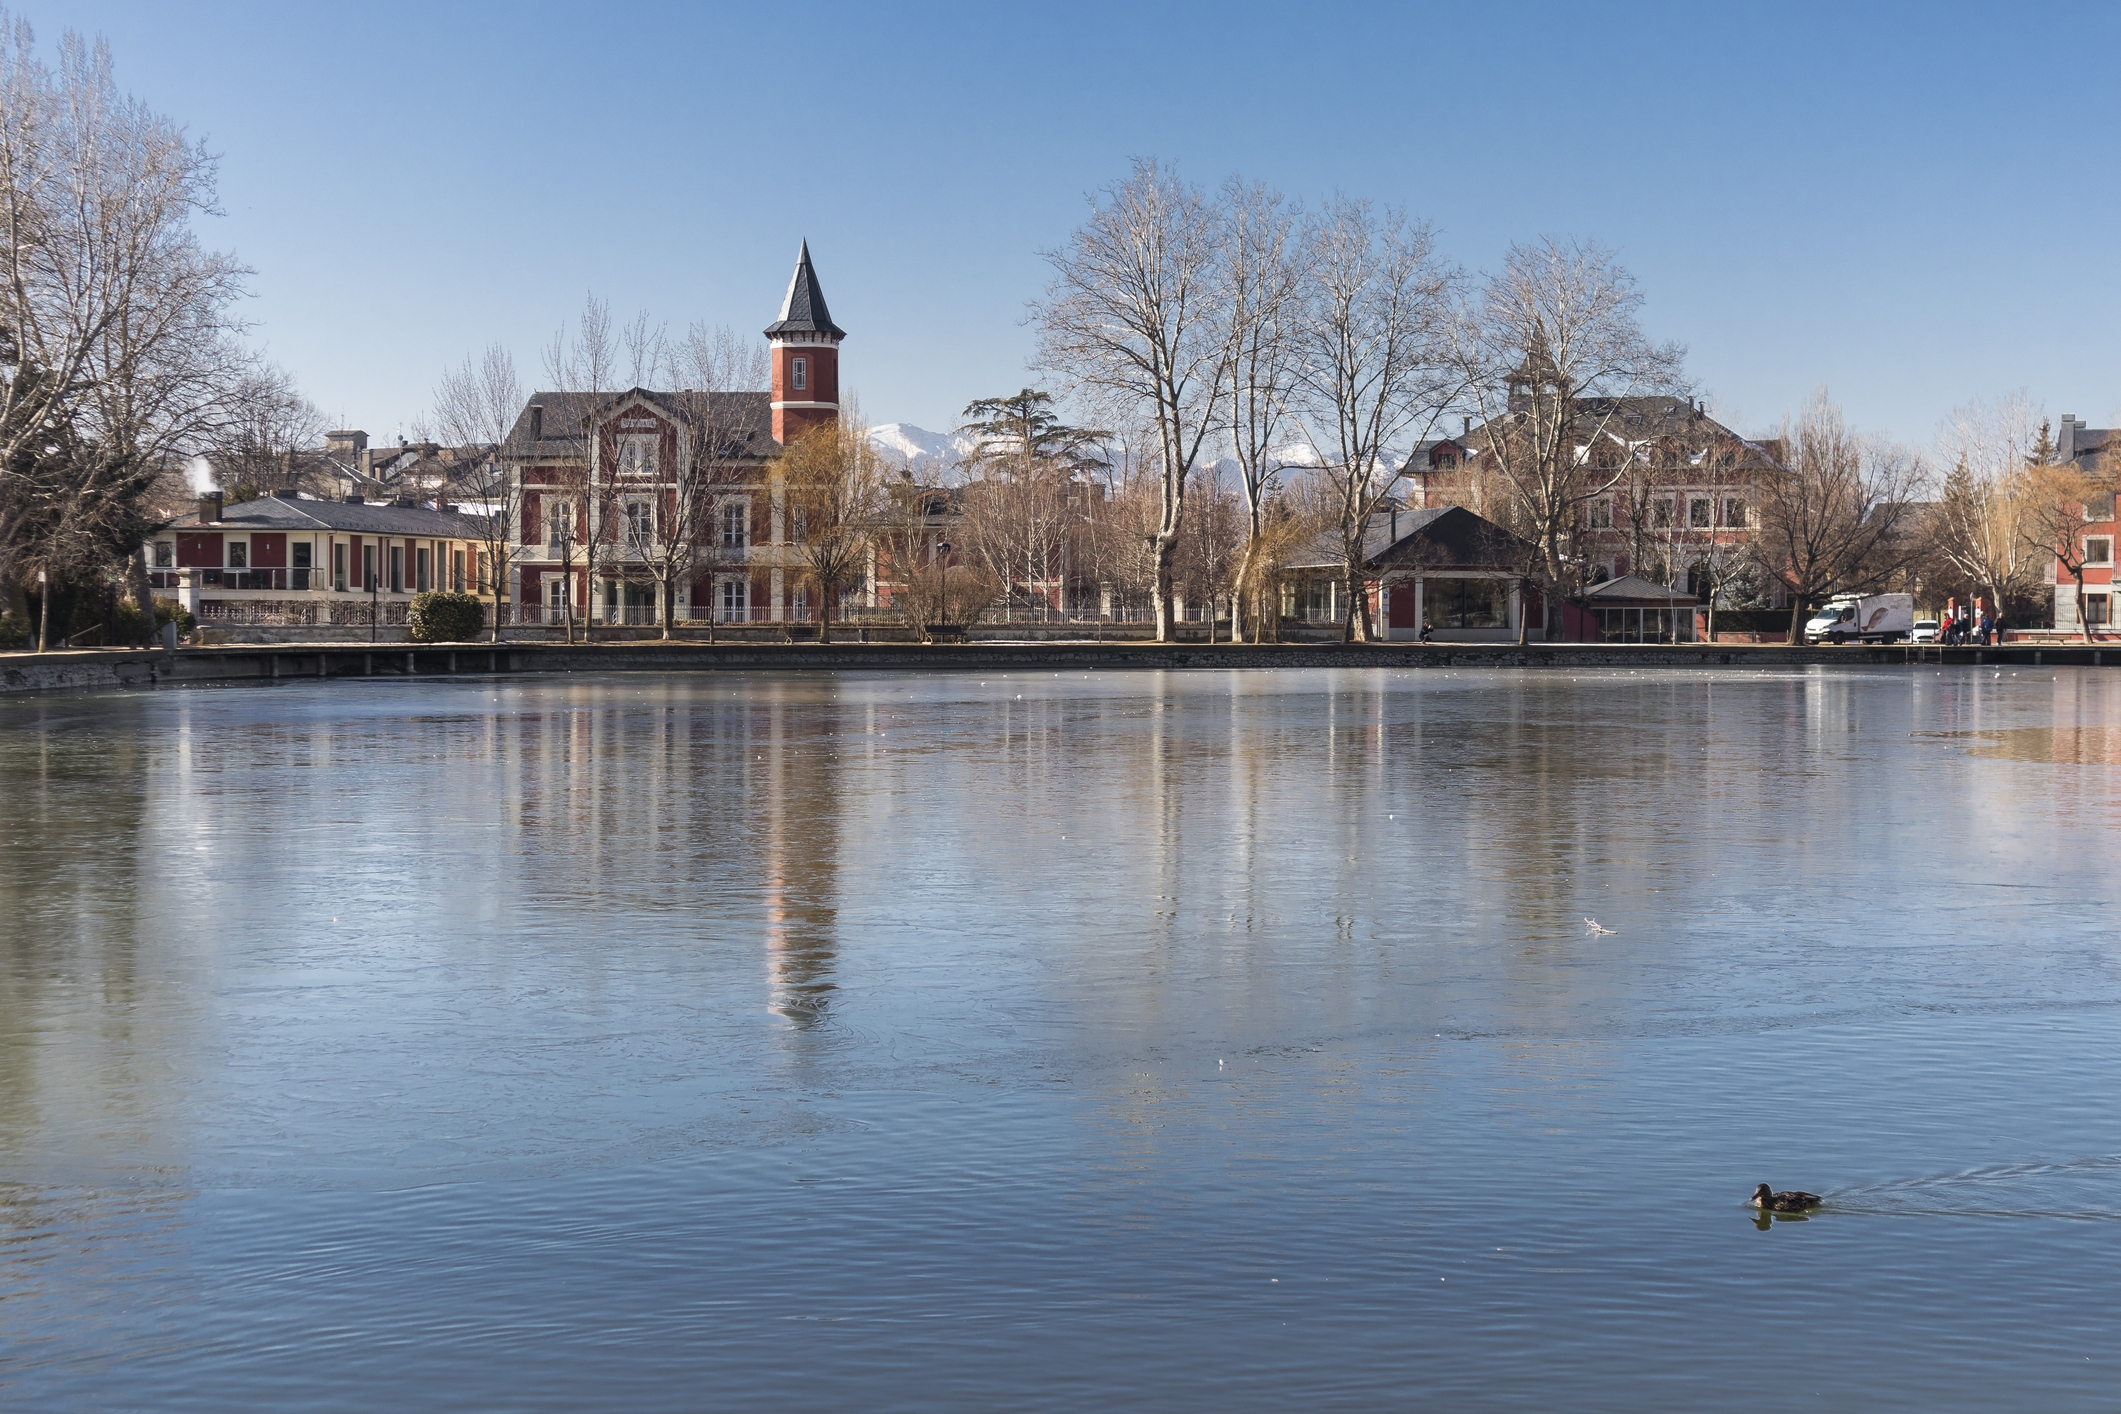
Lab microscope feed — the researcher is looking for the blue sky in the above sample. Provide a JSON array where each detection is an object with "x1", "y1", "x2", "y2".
[{"x1": 36, "y1": 0, "x2": 2121, "y2": 446}]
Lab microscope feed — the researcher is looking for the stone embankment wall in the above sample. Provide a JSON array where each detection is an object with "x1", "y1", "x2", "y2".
[{"x1": 4, "y1": 640, "x2": 2116, "y2": 696}]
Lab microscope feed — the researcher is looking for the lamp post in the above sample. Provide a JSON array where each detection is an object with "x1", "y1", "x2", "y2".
[
  {"x1": 935, "y1": 540, "x2": 951, "y2": 643},
  {"x1": 35, "y1": 567, "x2": 47, "y2": 653}
]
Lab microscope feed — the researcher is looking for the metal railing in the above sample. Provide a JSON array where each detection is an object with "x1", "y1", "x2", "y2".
[{"x1": 161, "y1": 568, "x2": 324, "y2": 591}]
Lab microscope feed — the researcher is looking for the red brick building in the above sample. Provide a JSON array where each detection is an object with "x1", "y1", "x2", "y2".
[{"x1": 507, "y1": 243, "x2": 844, "y2": 625}]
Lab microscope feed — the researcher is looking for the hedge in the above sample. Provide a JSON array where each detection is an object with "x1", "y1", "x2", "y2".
[{"x1": 408, "y1": 592, "x2": 486, "y2": 642}]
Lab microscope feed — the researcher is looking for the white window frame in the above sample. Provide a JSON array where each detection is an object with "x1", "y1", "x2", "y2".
[
  {"x1": 719, "y1": 577, "x2": 749, "y2": 623},
  {"x1": 617, "y1": 434, "x2": 657, "y2": 480},
  {"x1": 2083, "y1": 536, "x2": 2112, "y2": 566},
  {"x1": 623, "y1": 499, "x2": 653, "y2": 548},
  {"x1": 1688, "y1": 496, "x2": 1711, "y2": 529},
  {"x1": 791, "y1": 357, "x2": 807, "y2": 392},
  {"x1": 1586, "y1": 497, "x2": 1612, "y2": 529},
  {"x1": 1724, "y1": 497, "x2": 1748, "y2": 528},
  {"x1": 720, "y1": 498, "x2": 749, "y2": 549}
]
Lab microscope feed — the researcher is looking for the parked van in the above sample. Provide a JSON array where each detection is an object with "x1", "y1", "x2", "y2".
[{"x1": 1805, "y1": 593, "x2": 1915, "y2": 644}]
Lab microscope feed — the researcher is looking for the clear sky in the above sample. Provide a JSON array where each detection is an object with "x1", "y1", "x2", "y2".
[{"x1": 34, "y1": 0, "x2": 2121, "y2": 448}]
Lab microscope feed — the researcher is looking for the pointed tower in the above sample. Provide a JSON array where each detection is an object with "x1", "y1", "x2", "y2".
[{"x1": 765, "y1": 240, "x2": 846, "y2": 444}]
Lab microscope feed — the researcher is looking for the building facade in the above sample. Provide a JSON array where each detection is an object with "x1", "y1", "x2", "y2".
[
  {"x1": 1409, "y1": 396, "x2": 1783, "y2": 602},
  {"x1": 2051, "y1": 415, "x2": 2118, "y2": 635},
  {"x1": 149, "y1": 491, "x2": 498, "y2": 627},
  {"x1": 506, "y1": 243, "x2": 842, "y2": 625}
]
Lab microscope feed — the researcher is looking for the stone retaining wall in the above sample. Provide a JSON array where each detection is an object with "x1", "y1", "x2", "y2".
[{"x1": 6, "y1": 639, "x2": 2116, "y2": 697}]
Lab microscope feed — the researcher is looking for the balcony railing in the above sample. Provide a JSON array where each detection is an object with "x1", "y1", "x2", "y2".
[{"x1": 163, "y1": 568, "x2": 324, "y2": 590}]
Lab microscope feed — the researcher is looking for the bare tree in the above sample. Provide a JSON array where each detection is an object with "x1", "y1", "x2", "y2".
[
  {"x1": 1218, "y1": 180, "x2": 1309, "y2": 642},
  {"x1": 1931, "y1": 393, "x2": 2046, "y2": 623},
  {"x1": 1449, "y1": 238, "x2": 1686, "y2": 638},
  {"x1": 210, "y1": 362, "x2": 325, "y2": 498},
  {"x1": 955, "y1": 388, "x2": 1105, "y2": 620},
  {"x1": 541, "y1": 294, "x2": 625, "y2": 642},
  {"x1": 2019, "y1": 457, "x2": 2103, "y2": 640},
  {"x1": 432, "y1": 343, "x2": 520, "y2": 641},
  {"x1": 779, "y1": 414, "x2": 885, "y2": 644},
  {"x1": 1293, "y1": 196, "x2": 1460, "y2": 642},
  {"x1": 1752, "y1": 389, "x2": 1924, "y2": 642},
  {"x1": 1035, "y1": 159, "x2": 1234, "y2": 641},
  {"x1": 656, "y1": 323, "x2": 768, "y2": 640},
  {"x1": 0, "y1": 17, "x2": 249, "y2": 603}
]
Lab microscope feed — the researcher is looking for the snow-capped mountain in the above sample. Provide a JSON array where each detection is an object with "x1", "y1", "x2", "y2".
[{"x1": 868, "y1": 423, "x2": 975, "y2": 473}]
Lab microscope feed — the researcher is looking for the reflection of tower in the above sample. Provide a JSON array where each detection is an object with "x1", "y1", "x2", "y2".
[
  {"x1": 765, "y1": 240, "x2": 845, "y2": 446},
  {"x1": 761, "y1": 685, "x2": 839, "y2": 1030}
]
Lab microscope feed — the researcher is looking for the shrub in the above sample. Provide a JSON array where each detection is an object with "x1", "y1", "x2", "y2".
[
  {"x1": 0, "y1": 612, "x2": 27, "y2": 649},
  {"x1": 408, "y1": 591, "x2": 485, "y2": 642},
  {"x1": 153, "y1": 598, "x2": 195, "y2": 635}
]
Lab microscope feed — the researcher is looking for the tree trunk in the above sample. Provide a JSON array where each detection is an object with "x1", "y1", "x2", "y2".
[
  {"x1": 1517, "y1": 576, "x2": 1530, "y2": 647},
  {"x1": 1787, "y1": 597, "x2": 1806, "y2": 646},
  {"x1": 125, "y1": 549, "x2": 153, "y2": 618},
  {"x1": 1152, "y1": 538, "x2": 1177, "y2": 642},
  {"x1": 1232, "y1": 534, "x2": 1262, "y2": 643},
  {"x1": 819, "y1": 581, "x2": 834, "y2": 644},
  {"x1": 1346, "y1": 565, "x2": 1373, "y2": 643}
]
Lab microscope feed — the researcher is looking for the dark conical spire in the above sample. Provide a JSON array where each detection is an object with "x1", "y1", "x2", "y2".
[{"x1": 764, "y1": 239, "x2": 845, "y2": 340}]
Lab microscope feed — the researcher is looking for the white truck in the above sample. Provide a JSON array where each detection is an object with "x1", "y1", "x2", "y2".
[{"x1": 1805, "y1": 592, "x2": 1914, "y2": 645}]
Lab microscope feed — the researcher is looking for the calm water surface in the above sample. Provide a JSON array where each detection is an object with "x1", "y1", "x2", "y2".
[{"x1": 2, "y1": 666, "x2": 2119, "y2": 1409}]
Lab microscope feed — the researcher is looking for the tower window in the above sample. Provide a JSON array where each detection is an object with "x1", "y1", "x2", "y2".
[{"x1": 792, "y1": 357, "x2": 807, "y2": 392}]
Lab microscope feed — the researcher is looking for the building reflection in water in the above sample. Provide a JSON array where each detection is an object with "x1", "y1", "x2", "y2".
[{"x1": 757, "y1": 686, "x2": 839, "y2": 1031}]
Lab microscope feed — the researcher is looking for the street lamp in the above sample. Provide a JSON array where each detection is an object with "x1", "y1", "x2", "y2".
[{"x1": 935, "y1": 540, "x2": 952, "y2": 642}]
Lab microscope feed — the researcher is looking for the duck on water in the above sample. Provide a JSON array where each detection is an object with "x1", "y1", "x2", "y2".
[{"x1": 1749, "y1": 1183, "x2": 1823, "y2": 1212}]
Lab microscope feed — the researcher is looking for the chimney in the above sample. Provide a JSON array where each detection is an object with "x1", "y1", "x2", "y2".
[
  {"x1": 530, "y1": 403, "x2": 544, "y2": 441},
  {"x1": 198, "y1": 490, "x2": 223, "y2": 523},
  {"x1": 1461, "y1": 416, "x2": 1470, "y2": 437}
]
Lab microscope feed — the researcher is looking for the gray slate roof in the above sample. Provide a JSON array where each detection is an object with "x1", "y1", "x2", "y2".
[
  {"x1": 170, "y1": 495, "x2": 496, "y2": 538},
  {"x1": 1289, "y1": 504, "x2": 1532, "y2": 572},
  {"x1": 504, "y1": 389, "x2": 776, "y2": 457},
  {"x1": 763, "y1": 240, "x2": 845, "y2": 340},
  {"x1": 1583, "y1": 573, "x2": 1695, "y2": 602}
]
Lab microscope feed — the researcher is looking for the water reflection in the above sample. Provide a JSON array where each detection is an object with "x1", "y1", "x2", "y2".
[{"x1": 3, "y1": 668, "x2": 2121, "y2": 1410}]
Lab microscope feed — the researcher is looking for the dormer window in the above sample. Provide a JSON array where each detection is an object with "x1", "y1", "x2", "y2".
[{"x1": 791, "y1": 357, "x2": 807, "y2": 392}]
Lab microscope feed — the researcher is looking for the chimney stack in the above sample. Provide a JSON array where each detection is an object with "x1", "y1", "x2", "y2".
[{"x1": 198, "y1": 490, "x2": 223, "y2": 523}]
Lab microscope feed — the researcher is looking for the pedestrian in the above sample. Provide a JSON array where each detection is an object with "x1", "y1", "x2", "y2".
[
  {"x1": 1420, "y1": 618, "x2": 1434, "y2": 643},
  {"x1": 1978, "y1": 609, "x2": 1994, "y2": 646}
]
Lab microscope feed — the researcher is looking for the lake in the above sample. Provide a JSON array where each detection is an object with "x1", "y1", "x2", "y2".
[{"x1": 2, "y1": 665, "x2": 2118, "y2": 1409}]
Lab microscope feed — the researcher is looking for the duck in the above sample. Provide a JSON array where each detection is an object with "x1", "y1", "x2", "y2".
[{"x1": 1749, "y1": 1183, "x2": 1822, "y2": 1212}]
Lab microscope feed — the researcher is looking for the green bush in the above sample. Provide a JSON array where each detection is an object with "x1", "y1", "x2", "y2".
[
  {"x1": 408, "y1": 591, "x2": 486, "y2": 642},
  {"x1": 0, "y1": 612, "x2": 27, "y2": 649},
  {"x1": 153, "y1": 598, "x2": 195, "y2": 635}
]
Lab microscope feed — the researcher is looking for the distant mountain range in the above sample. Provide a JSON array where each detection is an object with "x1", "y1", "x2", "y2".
[
  {"x1": 868, "y1": 423, "x2": 976, "y2": 472},
  {"x1": 867, "y1": 422, "x2": 1331, "y2": 480}
]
